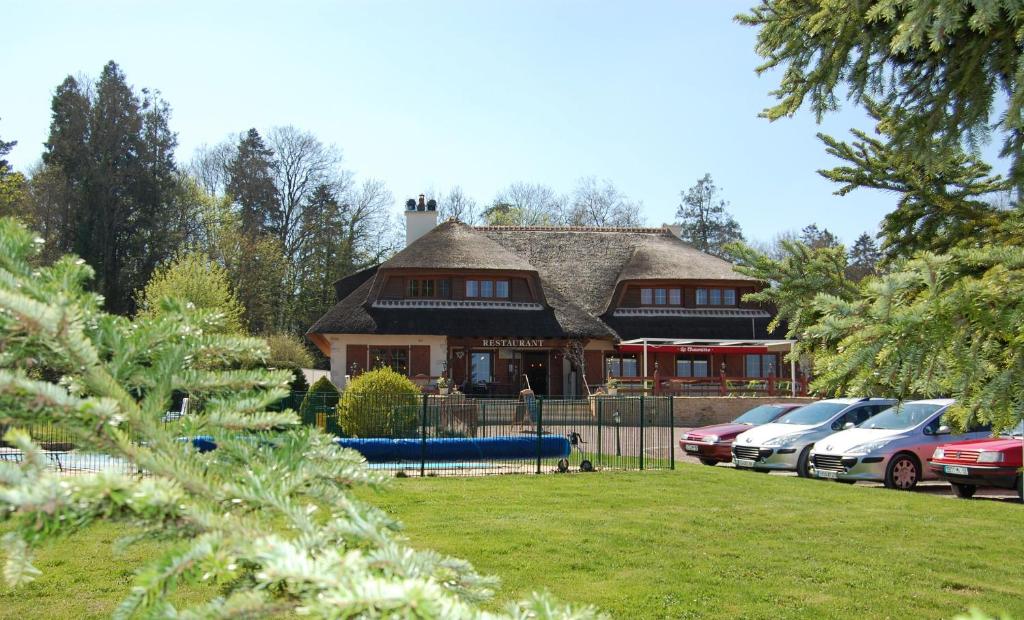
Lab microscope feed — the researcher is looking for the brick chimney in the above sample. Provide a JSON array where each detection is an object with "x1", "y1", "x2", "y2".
[{"x1": 405, "y1": 193, "x2": 438, "y2": 246}]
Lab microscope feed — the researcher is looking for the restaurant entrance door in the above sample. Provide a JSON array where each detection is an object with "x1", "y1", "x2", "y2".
[{"x1": 522, "y1": 351, "x2": 548, "y2": 395}]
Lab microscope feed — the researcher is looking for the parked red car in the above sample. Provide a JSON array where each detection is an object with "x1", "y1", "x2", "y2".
[
  {"x1": 928, "y1": 421, "x2": 1023, "y2": 501},
  {"x1": 679, "y1": 403, "x2": 805, "y2": 466}
]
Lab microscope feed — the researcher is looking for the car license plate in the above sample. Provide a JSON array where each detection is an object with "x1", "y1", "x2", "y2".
[
  {"x1": 816, "y1": 469, "x2": 839, "y2": 479},
  {"x1": 734, "y1": 458, "x2": 755, "y2": 468},
  {"x1": 684, "y1": 444, "x2": 699, "y2": 453},
  {"x1": 944, "y1": 465, "x2": 969, "y2": 476}
]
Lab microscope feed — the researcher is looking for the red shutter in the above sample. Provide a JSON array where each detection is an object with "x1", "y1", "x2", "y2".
[
  {"x1": 409, "y1": 345, "x2": 430, "y2": 377},
  {"x1": 583, "y1": 350, "x2": 604, "y2": 386},
  {"x1": 656, "y1": 352, "x2": 675, "y2": 377},
  {"x1": 346, "y1": 345, "x2": 368, "y2": 376}
]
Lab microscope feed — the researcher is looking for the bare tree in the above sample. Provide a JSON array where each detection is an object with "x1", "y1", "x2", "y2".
[
  {"x1": 564, "y1": 176, "x2": 644, "y2": 227},
  {"x1": 437, "y1": 185, "x2": 478, "y2": 223},
  {"x1": 189, "y1": 139, "x2": 235, "y2": 195},
  {"x1": 267, "y1": 126, "x2": 342, "y2": 258},
  {"x1": 487, "y1": 182, "x2": 565, "y2": 225}
]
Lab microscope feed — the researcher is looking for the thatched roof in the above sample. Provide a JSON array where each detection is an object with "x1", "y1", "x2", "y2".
[
  {"x1": 382, "y1": 220, "x2": 535, "y2": 272},
  {"x1": 308, "y1": 273, "x2": 615, "y2": 339},
  {"x1": 309, "y1": 222, "x2": 764, "y2": 342}
]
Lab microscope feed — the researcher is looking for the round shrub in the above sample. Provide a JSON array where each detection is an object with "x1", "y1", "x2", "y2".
[
  {"x1": 298, "y1": 376, "x2": 341, "y2": 434},
  {"x1": 338, "y1": 367, "x2": 422, "y2": 438}
]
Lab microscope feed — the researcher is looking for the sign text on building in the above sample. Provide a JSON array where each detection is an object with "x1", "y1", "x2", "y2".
[{"x1": 481, "y1": 339, "x2": 546, "y2": 348}]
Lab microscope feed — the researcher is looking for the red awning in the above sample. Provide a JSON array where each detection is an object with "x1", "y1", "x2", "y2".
[{"x1": 617, "y1": 344, "x2": 769, "y2": 354}]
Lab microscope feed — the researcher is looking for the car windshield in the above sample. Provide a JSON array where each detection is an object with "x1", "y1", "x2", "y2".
[
  {"x1": 734, "y1": 405, "x2": 790, "y2": 425},
  {"x1": 860, "y1": 403, "x2": 943, "y2": 430},
  {"x1": 776, "y1": 402, "x2": 848, "y2": 425}
]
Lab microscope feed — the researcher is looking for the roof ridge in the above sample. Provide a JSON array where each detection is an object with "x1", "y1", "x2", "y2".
[{"x1": 472, "y1": 225, "x2": 671, "y2": 234}]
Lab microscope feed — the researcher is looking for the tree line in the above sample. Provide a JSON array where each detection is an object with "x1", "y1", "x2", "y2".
[{"x1": 0, "y1": 60, "x2": 890, "y2": 363}]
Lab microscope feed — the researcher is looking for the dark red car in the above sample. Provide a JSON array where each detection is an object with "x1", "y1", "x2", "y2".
[
  {"x1": 928, "y1": 421, "x2": 1023, "y2": 501},
  {"x1": 679, "y1": 403, "x2": 805, "y2": 466}
]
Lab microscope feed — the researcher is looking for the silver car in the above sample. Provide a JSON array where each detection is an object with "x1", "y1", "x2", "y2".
[
  {"x1": 732, "y1": 398, "x2": 896, "y2": 477},
  {"x1": 809, "y1": 399, "x2": 992, "y2": 490}
]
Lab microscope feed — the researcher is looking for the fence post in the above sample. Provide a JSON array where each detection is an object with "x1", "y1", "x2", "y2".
[
  {"x1": 639, "y1": 394, "x2": 645, "y2": 471},
  {"x1": 536, "y1": 398, "x2": 544, "y2": 475},
  {"x1": 596, "y1": 397, "x2": 603, "y2": 468},
  {"x1": 420, "y1": 393, "x2": 427, "y2": 478},
  {"x1": 669, "y1": 395, "x2": 675, "y2": 470}
]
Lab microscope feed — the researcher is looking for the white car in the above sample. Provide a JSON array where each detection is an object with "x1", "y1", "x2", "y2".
[
  {"x1": 732, "y1": 398, "x2": 896, "y2": 477},
  {"x1": 809, "y1": 399, "x2": 992, "y2": 490}
]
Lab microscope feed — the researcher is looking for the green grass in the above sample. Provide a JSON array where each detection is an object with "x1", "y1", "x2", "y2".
[
  {"x1": 1, "y1": 466, "x2": 1022, "y2": 619},
  {"x1": 366, "y1": 467, "x2": 1024, "y2": 619},
  {"x1": 0, "y1": 522, "x2": 212, "y2": 619}
]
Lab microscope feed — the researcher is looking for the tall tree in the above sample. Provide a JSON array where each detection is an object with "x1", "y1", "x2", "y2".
[
  {"x1": 267, "y1": 126, "x2": 341, "y2": 258},
  {"x1": 564, "y1": 176, "x2": 644, "y2": 227},
  {"x1": 846, "y1": 233, "x2": 881, "y2": 282},
  {"x1": 225, "y1": 128, "x2": 280, "y2": 238},
  {"x1": 0, "y1": 128, "x2": 26, "y2": 219},
  {"x1": 739, "y1": 0, "x2": 1024, "y2": 186},
  {"x1": 799, "y1": 223, "x2": 840, "y2": 249},
  {"x1": 675, "y1": 173, "x2": 744, "y2": 257},
  {"x1": 37, "y1": 61, "x2": 184, "y2": 314}
]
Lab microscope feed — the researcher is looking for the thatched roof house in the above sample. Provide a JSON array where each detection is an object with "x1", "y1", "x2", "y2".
[{"x1": 308, "y1": 196, "x2": 791, "y2": 396}]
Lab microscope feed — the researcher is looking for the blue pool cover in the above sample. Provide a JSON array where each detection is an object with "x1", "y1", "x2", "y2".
[{"x1": 334, "y1": 435, "x2": 571, "y2": 463}]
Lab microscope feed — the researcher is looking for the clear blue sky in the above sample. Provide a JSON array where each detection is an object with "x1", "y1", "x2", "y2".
[{"x1": 2, "y1": 0, "x2": 999, "y2": 245}]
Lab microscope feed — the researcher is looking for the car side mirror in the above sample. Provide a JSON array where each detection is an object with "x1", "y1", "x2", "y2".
[
  {"x1": 936, "y1": 425, "x2": 951, "y2": 435},
  {"x1": 843, "y1": 422, "x2": 856, "y2": 430}
]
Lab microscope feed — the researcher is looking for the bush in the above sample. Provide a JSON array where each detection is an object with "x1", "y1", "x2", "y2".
[
  {"x1": 298, "y1": 376, "x2": 340, "y2": 433},
  {"x1": 265, "y1": 332, "x2": 315, "y2": 369},
  {"x1": 289, "y1": 367, "x2": 309, "y2": 393},
  {"x1": 338, "y1": 367, "x2": 422, "y2": 438},
  {"x1": 135, "y1": 252, "x2": 246, "y2": 334}
]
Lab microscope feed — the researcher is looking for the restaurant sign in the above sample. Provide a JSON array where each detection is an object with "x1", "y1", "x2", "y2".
[{"x1": 480, "y1": 338, "x2": 546, "y2": 348}]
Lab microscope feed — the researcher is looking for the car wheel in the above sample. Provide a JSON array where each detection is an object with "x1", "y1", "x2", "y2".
[
  {"x1": 884, "y1": 453, "x2": 920, "y2": 490},
  {"x1": 951, "y1": 483, "x2": 976, "y2": 499},
  {"x1": 699, "y1": 458, "x2": 719, "y2": 466},
  {"x1": 796, "y1": 446, "x2": 813, "y2": 478}
]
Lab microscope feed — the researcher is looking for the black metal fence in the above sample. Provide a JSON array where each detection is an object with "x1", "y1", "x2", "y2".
[{"x1": 1, "y1": 393, "x2": 675, "y2": 477}]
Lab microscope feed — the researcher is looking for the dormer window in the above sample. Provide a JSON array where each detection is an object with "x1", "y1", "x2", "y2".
[
  {"x1": 640, "y1": 287, "x2": 682, "y2": 306},
  {"x1": 466, "y1": 279, "x2": 510, "y2": 299},
  {"x1": 696, "y1": 287, "x2": 738, "y2": 307},
  {"x1": 406, "y1": 278, "x2": 449, "y2": 298}
]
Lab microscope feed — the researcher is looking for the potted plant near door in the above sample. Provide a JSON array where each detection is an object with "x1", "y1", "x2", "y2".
[
  {"x1": 437, "y1": 376, "x2": 451, "y2": 396},
  {"x1": 606, "y1": 377, "x2": 620, "y2": 396}
]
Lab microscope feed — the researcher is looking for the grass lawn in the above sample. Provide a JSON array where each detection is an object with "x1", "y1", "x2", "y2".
[
  {"x1": 367, "y1": 467, "x2": 1024, "y2": 619},
  {"x1": 1, "y1": 465, "x2": 1022, "y2": 619}
]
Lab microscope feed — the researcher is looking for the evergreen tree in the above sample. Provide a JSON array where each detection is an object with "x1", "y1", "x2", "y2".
[
  {"x1": 294, "y1": 183, "x2": 344, "y2": 327},
  {"x1": 675, "y1": 173, "x2": 744, "y2": 257},
  {"x1": 226, "y1": 128, "x2": 280, "y2": 238},
  {"x1": 0, "y1": 217, "x2": 596, "y2": 618},
  {"x1": 36, "y1": 61, "x2": 184, "y2": 314},
  {"x1": 0, "y1": 126, "x2": 15, "y2": 172},
  {"x1": 739, "y1": 0, "x2": 1024, "y2": 186},
  {"x1": 817, "y1": 102, "x2": 1009, "y2": 260},
  {"x1": 846, "y1": 233, "x2": 881, "y2": 281},
  {"x1": 0, "y1": 129, "x2": 26, "y2": 219},
  {"x1": 799, "y1": 224, "x2": 840, "y2": 249}
]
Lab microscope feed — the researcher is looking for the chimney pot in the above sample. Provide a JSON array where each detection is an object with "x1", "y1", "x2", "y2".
[{"x1": 418, "y1": 194, "x2": 426, "y2": 210}]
